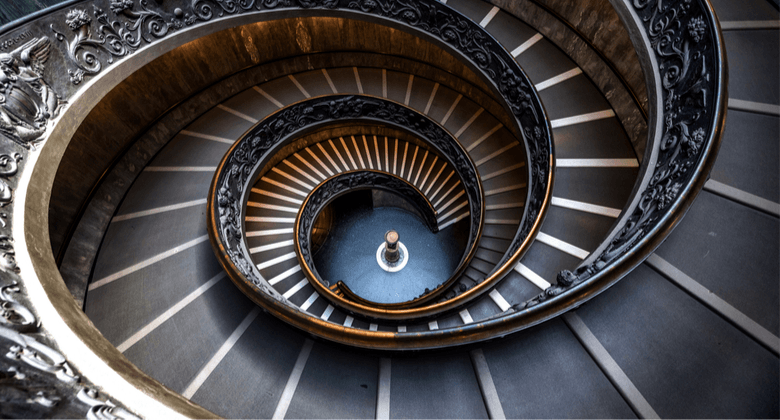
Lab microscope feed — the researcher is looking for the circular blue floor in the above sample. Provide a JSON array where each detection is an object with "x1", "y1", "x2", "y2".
[{"x1": 313, "y1": 205, "x2": 466, "y2": 304}]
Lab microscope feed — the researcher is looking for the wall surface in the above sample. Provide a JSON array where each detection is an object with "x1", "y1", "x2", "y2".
[
  {"x1": 495, "y1": 0, "x2": 648, "y2": 114},
  {"x1": 488, "y1": 0, "x2": 649, "y2": 152}
]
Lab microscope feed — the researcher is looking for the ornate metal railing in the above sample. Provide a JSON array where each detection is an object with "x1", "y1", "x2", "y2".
[
  {"x1": 518, "y1": 0, "x2": 727, "y2": 313},
  {"x1": 209, "y1": 94, "x2": 490, "y2": 320},
  {"x1": 0, "y1": 0, "x2": 724, "y2": 417},
  {"x1": 0, "y1": 0, "x2": 555, "y2": 414}
]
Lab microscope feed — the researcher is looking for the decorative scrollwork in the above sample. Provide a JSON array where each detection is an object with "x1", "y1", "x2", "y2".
[
  {"x1": 0, "y1": 281, "x2": 37, "y2": 332},
  {"x1": 0, "y1": 153, "x2": 20, "y2": 211},
  {"x1": 77, "y1": 388, "x2": 141, "y2": 420},
  {"x1": 0, "y1": 324, "x2": 141, "y2": 418},
  {"x1": 0, "y1": 235, "x2": 18, "y2": 274},
  {"x1": 520, "y1": 269, "x2": 576, "y2": 309},
  {"x1": 0, "y1": 153, "x2": 20, "y2": 276},
  {"x1": 0, "y1": 256, "x2": 141, "y2": 416},
  {"x1": 52, "y1": 1, "x2": 175, "y2": 85},
  {"x1": 542, "y1": 0, "x2": 719, "y2": 305},
  {"x1": 1, "y1": 326, "x2": 78, "y2": 385},
  {"x1": 192, "y1": 0, "x2": 260, "y2": 20}
]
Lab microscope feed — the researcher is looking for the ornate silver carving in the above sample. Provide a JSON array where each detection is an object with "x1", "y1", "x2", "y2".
[
  {"x1": 2, "y1": 326, "x2": 79, "y2": 384},
  {"x1": 0, "y1": 235, "x2": 18, "y2": 274},
  {"x1": 0, "y1": 281, "x2": 37, "y2": 332},
  {"x1": 0, "y1": 323, "x2": 141, "y2": 418},
  {"x1": 0, "y1": 155, "x2": 17, "y2": 271},
  {"x1": 0, "y1": 31, "x2": 140, "y2": 406},
  {"x1": 0, "y1": 37, "x2": 63, "y2": 148},
  {"x1": 52, "y1": 1, "x2": 174, "y2": 85},
  {"x1": 0, "y1": 153, "x2": 20, "y2": 209},
  {"x1": 77, "y1": 388, "x2": 141, "y2": 420}
]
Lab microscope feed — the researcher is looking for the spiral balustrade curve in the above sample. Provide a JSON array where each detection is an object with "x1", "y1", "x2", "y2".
[
  {"x1": 0, "y1": 0, "x2": 729, "y2": 417},
  {"x1": 208, "y1": 94, "x2": 492, "y2": 325}
]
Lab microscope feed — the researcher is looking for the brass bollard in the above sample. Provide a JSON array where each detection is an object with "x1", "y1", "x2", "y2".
[{"x1": 384, "y1": 230, "x2": 400, "y2": 263}]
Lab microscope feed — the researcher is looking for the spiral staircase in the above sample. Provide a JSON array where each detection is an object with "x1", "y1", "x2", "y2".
[{"x1": 0, "y1": 0, "x2": 777, "y2": 418}]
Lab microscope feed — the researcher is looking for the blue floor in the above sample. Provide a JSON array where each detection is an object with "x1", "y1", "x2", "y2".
[{"x1": 314, "y1": 205, "x2": 466, "y2": 304}]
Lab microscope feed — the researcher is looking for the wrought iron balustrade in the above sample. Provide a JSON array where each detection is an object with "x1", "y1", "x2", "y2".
[{"x1": 0, "y1": 0, "x2": 725, "y2": 417}]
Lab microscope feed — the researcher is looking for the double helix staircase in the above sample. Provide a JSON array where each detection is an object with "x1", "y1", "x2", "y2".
[{"x1": 0, "y1": 0, "x2": 777, "y2": 418}]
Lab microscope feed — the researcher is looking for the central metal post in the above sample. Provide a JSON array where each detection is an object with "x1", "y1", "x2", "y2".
[
  {"x1": 376, "y1": 229, "x2": 408, "y2": 272},
  {"x1": 384, "y1": 230, "x2": 400, "y2": 263}
]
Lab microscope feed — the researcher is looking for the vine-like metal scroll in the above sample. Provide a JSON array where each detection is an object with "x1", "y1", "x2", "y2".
[{"x1": 527, "y1": 0, "x2": 722, "y2": 307}]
